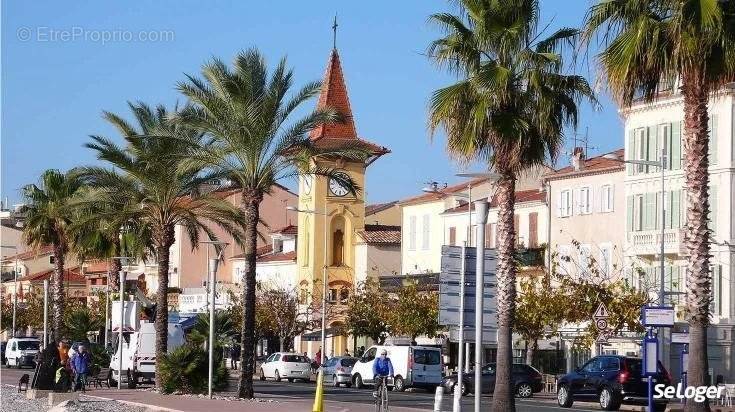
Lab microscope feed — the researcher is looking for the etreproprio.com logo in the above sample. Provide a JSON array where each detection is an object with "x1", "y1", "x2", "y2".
[{"x1": 654, "y1": 384, "x2": 724, "y2": 403}]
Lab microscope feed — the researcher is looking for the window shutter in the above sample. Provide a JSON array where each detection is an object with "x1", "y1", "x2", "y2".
[
  {"x1": 449, "y1": 227, "x2": 456, "y2": 246},
  {"x1": 647, "y1": 126, "x2": 657, "y2": 173},
  {"x1": 671, "y1": 122, "x2": 681, "y2": 170},
  {"x1": 709, "y1": 115, "x2": 718, "y2": 164},
  {"x1": 557, "y1": 192, "x2": 563, "y2": 217},
  {"x1": 672, "y1": 190, "x2": 681, "y2": 229},
  {"x1": 609, "y1": 186, "x2": 615, "y2": 212},
  {"x1": 485, "y1": 224, "x2": 492, "y2": 248},
  {"x1": 627, "y1": 130, "x2": 634, "y2": 175},
  {"x1": 574, "y1": 189, "x2": 580, "y2": 215},
  {"x1": 627, "y1": 195, "x2": 634, "y2": 232},
  {"x1": 528, "y1": 212, "x2": 538, "y2": 248},
  {"x1": 644, "y1": 193, "x2": 654, "y2": 230},
  {"x1": 708, "y1": 186, "x2": 718, "y2": 236},
  {"x1": 596, "y1": 187, "x2": 603, "y2": 213}
]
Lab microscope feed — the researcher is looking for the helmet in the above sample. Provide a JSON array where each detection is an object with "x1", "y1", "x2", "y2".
[{"x1": 380, "y1": 349, "x2": 388, "y2": 356}]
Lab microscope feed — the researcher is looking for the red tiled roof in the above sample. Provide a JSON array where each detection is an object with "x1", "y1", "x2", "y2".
[
  {"x1": 544, "y1": 149, "x2": 625, "y2": 181},
  {"x1": 272, "y1": 224, "x2": 298, "y2": 235},
  {"x1": 357, "y1": 224, "x2": 401, "y2": 245},
  {"x1": 441, "y1": 189, "x2": 546, "y2": 214},
  {"x1": 1, "y1": 245, "x2": 53, "y2": 262},
  {"x1": 366, "y1": 201, "x2": 398, "y2": 216},
  {"x1": 256, "y1": 250, "x2": 296, "y2": 263},
  {"x1": 310, "y1": 49, "x2": 358, "y2": 140},
  {"x1": 398, "y1": 177, "x2": 488, "y2": 206},
  {"x1": 83, "y1": 260, "x2": 110, "y2": 274},
  {"x1": 230, "y1": 244, "x2": 273, "y2": 260},
  {"x1": 18, "y1": 266, "x2": 85, "y2": 283}
]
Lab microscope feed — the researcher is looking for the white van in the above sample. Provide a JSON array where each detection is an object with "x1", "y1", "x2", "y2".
[
  {"x1": 110, "y1": 321, "x2": 185, "y2": 387},
  {"x1": 5, "y1": 337, "x2": 41, "y2": 368},
  {"x1": 351, "y1": 345, "x2": 443, "y2": 392}
]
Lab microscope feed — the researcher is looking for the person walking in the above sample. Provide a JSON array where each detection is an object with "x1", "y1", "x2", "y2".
[
  {"x1": 230, "y1": 344, "x2": 241, "y2": 370},
  {"x1": 70, "y1": 344, "x2": 91, "y2": 392}
]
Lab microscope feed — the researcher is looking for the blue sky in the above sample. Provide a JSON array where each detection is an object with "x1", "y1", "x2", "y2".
[{"x1": 2, "y1": 0, "x2": 619, "y2": 205}]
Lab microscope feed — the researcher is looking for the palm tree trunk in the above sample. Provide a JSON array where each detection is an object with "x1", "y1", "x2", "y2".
[
  {"x1": 491, "y1": 171, "x2": 517, "y2": 412},
  {"x1": 681, "y1": 69, "x2": 711, "y2": 412},
  {"x1": 237, "y1": 193, "x2": 261, "y2": 399},
  {"x1": 52, "y1": 243, "x2": 65, "y2": 342},
  {"x1": 153, "y1": 226, "x2": 174, "y2": 391}
]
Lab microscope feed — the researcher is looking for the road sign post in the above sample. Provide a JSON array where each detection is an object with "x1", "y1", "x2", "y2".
[
  {"x1": 642, "y1": 329, "x2": 658, "y2": 412},
  {"x1": 593, "y1": 302, "x2": 610, "y2": 355}
]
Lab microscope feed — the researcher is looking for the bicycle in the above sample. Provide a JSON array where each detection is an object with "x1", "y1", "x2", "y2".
[{"x1": 374, "y1": 375, "x2": 392, "y2": 412}]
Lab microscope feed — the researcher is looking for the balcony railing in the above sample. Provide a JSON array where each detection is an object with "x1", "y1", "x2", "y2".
[
  {"x1": 516, "y1": 247, "x2": 545, "y2": 267},
  {"x1": 628, "y1": 229, "x2": 682, "y2": 255}
]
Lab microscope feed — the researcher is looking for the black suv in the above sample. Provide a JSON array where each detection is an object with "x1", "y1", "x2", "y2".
[
  {"x1": 441, "y1": 363, "x2": 543, "y2": 397},
  {"x1": 557, "y1": 355, "x2": 672, "y2": 411}
]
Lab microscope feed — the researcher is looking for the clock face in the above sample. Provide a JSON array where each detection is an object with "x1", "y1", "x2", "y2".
[
  {"x1": 329, "y1": 172, "x2": 351, "y2": 197},
  {"x1": 302, "y1": 175, "x2": 312, "y2": 195}
]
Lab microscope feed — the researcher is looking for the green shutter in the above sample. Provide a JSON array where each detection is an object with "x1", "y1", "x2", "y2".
[
  {"x1": 671, "y1": 122, "x2": 681, "y2": 170},
  {"x1": 672, "y1": 190, "x2": 681, "y2": 229},
  {"x1": 644, "y1": 193, "x2": 655, "y2": 230},
  {"x1": 647, "y1": 126, "x2": 657, "y2": 173},
  {"x1": 708, "y1": 186, "x2": 717, "y2": 235},
  {"x1": 627, "y1": 195, "x2": 634, "y2": 232},
  {"x1": 709, "y1": 115, "x2": 718, "y2": 164},
  {"x1": 627, "y1": 130, "x2": 634, "y2": 175}
]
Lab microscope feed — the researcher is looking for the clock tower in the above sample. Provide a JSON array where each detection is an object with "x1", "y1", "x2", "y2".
[{"x1": 296, "y1": 47, "x2": 389, "y2": 356}]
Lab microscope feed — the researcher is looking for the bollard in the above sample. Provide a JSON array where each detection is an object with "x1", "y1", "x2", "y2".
[
  {"x1": 434, "y1": 385, "x2": 444, "y2": 412},
  {"x1": 452, "y1": 382, "x2": 462, "y2": 412}
]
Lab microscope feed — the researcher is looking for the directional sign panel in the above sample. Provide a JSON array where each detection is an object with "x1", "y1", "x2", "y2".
[
  {"x1": 439, "y1": 245, "x2": 498, "y2": 329},
  {"x1": 642, "y1": 306, "x2": 675, "y2": 327}
]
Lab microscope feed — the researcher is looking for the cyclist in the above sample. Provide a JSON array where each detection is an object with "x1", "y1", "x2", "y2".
[{"x1": 372, "y1": 348, "x2": 394, "y2": 398}]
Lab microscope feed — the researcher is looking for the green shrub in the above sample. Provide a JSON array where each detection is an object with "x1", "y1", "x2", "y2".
[{"x1": 159, "y1": 344, "x2": 229, "y2": 394}]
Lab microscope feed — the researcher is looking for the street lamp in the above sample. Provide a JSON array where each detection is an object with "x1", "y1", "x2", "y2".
[
  {"x1": 111, "y1": 256, "x2": 134, "y2": 390},
  {"x1": 201, "y1": 240, "x2": 228, "y2": 399},
  {"x1": 287, "y1": 205, "x2": 329, "y2": 366},
  {"x1": 602, "y1": 152, "x2": 667, "y2": 307},
  {"x1": 1, "y1": 245, "x2": 20, "y2": 338},
  {"x1": 423, "y1": 171, "x2": 499, "y2": 412}
]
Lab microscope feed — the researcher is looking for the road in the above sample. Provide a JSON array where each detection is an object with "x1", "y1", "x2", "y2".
[{"x1": 0, "y1": 365, "x2": 605, "y2": 411}]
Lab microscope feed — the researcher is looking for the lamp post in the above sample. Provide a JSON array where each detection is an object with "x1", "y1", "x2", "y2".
[
  {"x1": 111, "y1": 256, "x2": 133, "y2": 390},
  {"x1": 424, "y1": 172, "x2": 499, "y2": 412},
  {"x1": 287, "y1": 205, "x2": 329, "y2": 365},
  {"x1": 43, "y1": 279, "x2": 49, "y2": 347},
  {"x1": 201, "y1": 240, "x2": 228, "y2": 399},
  {"x1": 1, "y1": 245, "x2": 19, "y2": 338}
]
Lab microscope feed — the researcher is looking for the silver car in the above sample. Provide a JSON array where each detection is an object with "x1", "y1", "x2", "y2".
[{"x1": 321, "y1": 356, "x2": 358, "y2": 387}]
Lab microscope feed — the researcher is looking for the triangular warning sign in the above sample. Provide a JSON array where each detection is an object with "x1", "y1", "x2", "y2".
[{"x1": 594, "y1": 302, "x2": 609, "y2": 319}]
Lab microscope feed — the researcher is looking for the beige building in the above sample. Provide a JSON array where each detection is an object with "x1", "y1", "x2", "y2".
[{"x1": 545, "y1": 148, "x2": 626, "y2": 279}]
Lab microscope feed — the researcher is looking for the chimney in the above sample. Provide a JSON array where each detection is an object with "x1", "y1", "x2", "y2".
[{"x1": 571, "y1": 147, "x2": 585, "y2": 171}]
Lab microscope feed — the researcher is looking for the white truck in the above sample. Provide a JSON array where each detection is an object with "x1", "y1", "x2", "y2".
[
  {"x1": 110, "y1": 300, "x2": 185, "y2": 387},
  {"x1": 351, "y1": 345, "x2": 443, "y2": 392}
]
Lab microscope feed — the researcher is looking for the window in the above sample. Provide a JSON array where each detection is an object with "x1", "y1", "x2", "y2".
[
  {"x1": 49, "y1": 256, "x2": 55, "y2": 265},
  {"x1": 421, "y1": 215, "x2": 430, "y2": 250},
  {"x1": 581, "y1": 358, "x2": 601, "y2": 373},
  {"x1": 579, "y1": 245, "x2": 592, "y2": 275},
  {"x1": 558, "y1": 245, "x2": 572, "y2": 275},
  {"x1": 449, "y1": 227, "x2": 456, "y2": 246},
  {"x1": 332, "y1": 229, "x2": 344, "y2": 266},
  {"x1": 528, "y1": 213, "x2": 538, "y2": 248},
  {"x1": 634, "y1": 128, "x2": 647, "y2": 173},
  {"x1": 601, "y1": 185, "x2": 614, "y2": 213},
  {"x1": 465, "y1": 225, "x2": 474, "y2": 246},
  {"x1": 600, "y1": 357, "x2": 620, "y2": 371},
  {"x1": 413, "y1": 349, "x2": 441, "y2": 365},
  {"x1": 599, "y1": 245, "x2": 612, "y2": 277},
  {"x1": 339, "y1": 288, "x2": 349, "y2": 303},
  {"x1": 633, "y1": 195, "x2": 644, "y2": 231},
  {"x1": 340, "y1": 358, "x2": 357, "y2": 367},
  {"x1": 408, "y1": 216, "x2": 417, "y2": 250},
  {"x1": 362, "y1": 347, "x2": 376, "y2": 361},
  {"x1": 328, "y1": 288, "x2": 339, "y2": 303},
  {"x1": 282, "y1": 355, "x2": 309, "y2": 363},
  {"x1": 559, "y1": 190, "x2": 572, "y2": 217},
  {"x1": 579, "y1": 187, "x2": 591, "y2": 214}
]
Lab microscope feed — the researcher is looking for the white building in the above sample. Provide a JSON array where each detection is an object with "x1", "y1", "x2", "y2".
[{"x1": 622, "y1": 84, "x2": 735, "y2": 381}]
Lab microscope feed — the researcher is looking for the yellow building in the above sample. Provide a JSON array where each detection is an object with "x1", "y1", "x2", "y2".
[{"x1": 295, "y1": 47, "x2": 389, "y2": 357}]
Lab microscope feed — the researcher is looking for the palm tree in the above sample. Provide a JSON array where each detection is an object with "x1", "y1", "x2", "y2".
[
  {"x1": 583, "y1": 2, "x2": 735, "y2": 408},
  {"x1": 188, "y1": 311, "x2": 237, "y2": 349},
  {"x1": 22, "y1": 169, "x2": 85, "y2": 341},
  {"x1": 78, "y1": 102, "x2": 247, "y2": 390},
  {"x1": 175, "y1": 48, "x2": 369, "y2": 398},
  {"x1": 428, "y1": 2, "x2": 595, "y2": 410}
]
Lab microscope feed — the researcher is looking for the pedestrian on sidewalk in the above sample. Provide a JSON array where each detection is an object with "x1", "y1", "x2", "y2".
[
  {"x1": 70, "y1": 344, "x2": 91, "y2": 392},
  {"x1": 230, "y1": 344, "x2": 241, "y2": 370}
]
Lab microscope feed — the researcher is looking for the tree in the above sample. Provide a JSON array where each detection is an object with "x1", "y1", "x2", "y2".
[
  {"x1": 514, "y1": 273, "x2": 568, "y2": 365},
  {"x1": 388, "y1": 282, "x2": 440, "y2": 344},
  {"x1": 188, "y1": 311, "x2": 238, "y2": 350},
  {"x1": 174, "y1": 48, "x2": 369, "y2": 398},
  {"x1": 21, "y1": 169, "x2": 85, "y2": 342},
  {"x1": 583, "y1": 3, "x2": 735, "y2": 407},
  {"x1": 344, "y1": 280, "x2": 391, "y2": 344},
  {"x1": 64, "y1": 307, "x2": 103, "y2": 342},
  {"x1": 78, "y1": 102, "x2": 246, "y2": 390},
  {"x1": 259, "y1": 287, "x2": 307, "y2": 352},
  {"x1": 428, "y1": 2, "x2": 595, "y2": 409}
]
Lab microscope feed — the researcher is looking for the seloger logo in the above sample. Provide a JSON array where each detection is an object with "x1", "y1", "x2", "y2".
[{"x1": 654, "y1": 384, "x2": 724, "y2": 403}]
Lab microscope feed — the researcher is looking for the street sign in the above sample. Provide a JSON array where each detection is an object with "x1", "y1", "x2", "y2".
[
  {"x1": 671, "y1": 332, "x2": 689, "y2": 344},
  {"x1": 438, "y1": 246, "x2": 498, "y2": 329},
  {"x1": 642, "y1": 333, "x2": 659, "y2": 376},
  {"x1": 593, "y1": 302, "x2": 610, "y2": 319},
  {"x1": 596, "y1": 334, "x2": 608, "y2": 344},
  {"x1": 595, "y1": 318, "x2": 609, "y2": 331},
  {"x1": 642, "y1": 306, "x2": 675, "y2": 327}
]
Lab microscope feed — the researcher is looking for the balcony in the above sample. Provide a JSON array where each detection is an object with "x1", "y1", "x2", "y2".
[
  {"x1": 515, "y1": 247, "x2": 545, "y2": 268},
  {"x1": 627, "y1": 229, "x2": 683, "y2": 256}
]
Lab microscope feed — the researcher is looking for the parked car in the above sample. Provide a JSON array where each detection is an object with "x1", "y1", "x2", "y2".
[
  {"x1": 351, "y1": 345, "x2": 443, "y2": 392},
  {"x1": 5, "y1": 337, "x2": 41, "y2": 368},
  {"x1": 321, "y1": 356, "x2": 358, "y2": 387},
  {"x1": 556, "y1": 355, "x2": 672, "y2": 411},
  {"x1": 440, "y1": 363, "x2": 543, "y2": 397},
  {"x1": 259, "y1": 352, "x2": 312, "y2": 382}
]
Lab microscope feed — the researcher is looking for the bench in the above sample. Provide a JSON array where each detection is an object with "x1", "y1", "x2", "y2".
[{"x1": 89, "y1": 368, "x2": 111, "y2": 388}]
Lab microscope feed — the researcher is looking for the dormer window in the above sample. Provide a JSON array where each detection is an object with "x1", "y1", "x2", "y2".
[{"x1": 272, "y1": 238, "x2": 283, "y2": 254}]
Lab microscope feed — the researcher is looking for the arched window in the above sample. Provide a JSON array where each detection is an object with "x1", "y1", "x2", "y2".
[{"x1": 331, "y1": 215, "x2": 346, "y2": 266}]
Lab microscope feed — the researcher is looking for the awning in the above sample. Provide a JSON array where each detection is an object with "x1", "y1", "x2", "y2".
[{"x1": 301, "y1": 327, "x2": 340, "y2": 342}]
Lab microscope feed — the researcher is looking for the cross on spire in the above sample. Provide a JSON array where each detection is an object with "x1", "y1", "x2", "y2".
[{"x1": 332, "y1": 13, "x2": 338, "y2": 49}]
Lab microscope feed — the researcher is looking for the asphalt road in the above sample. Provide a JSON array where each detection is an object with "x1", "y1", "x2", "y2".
[{"x1": 0, "y1": 365, "x2": 604, "y2": 412}]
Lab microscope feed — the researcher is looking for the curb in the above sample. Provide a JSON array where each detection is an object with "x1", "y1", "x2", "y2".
[{"x1": 82, "y1": 394, "x2": 186, "y2": 412}]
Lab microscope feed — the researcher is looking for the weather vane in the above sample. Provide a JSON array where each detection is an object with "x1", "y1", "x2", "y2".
[{"x1": 332, "y1": 13, "x2": 338, "y2": 49}]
